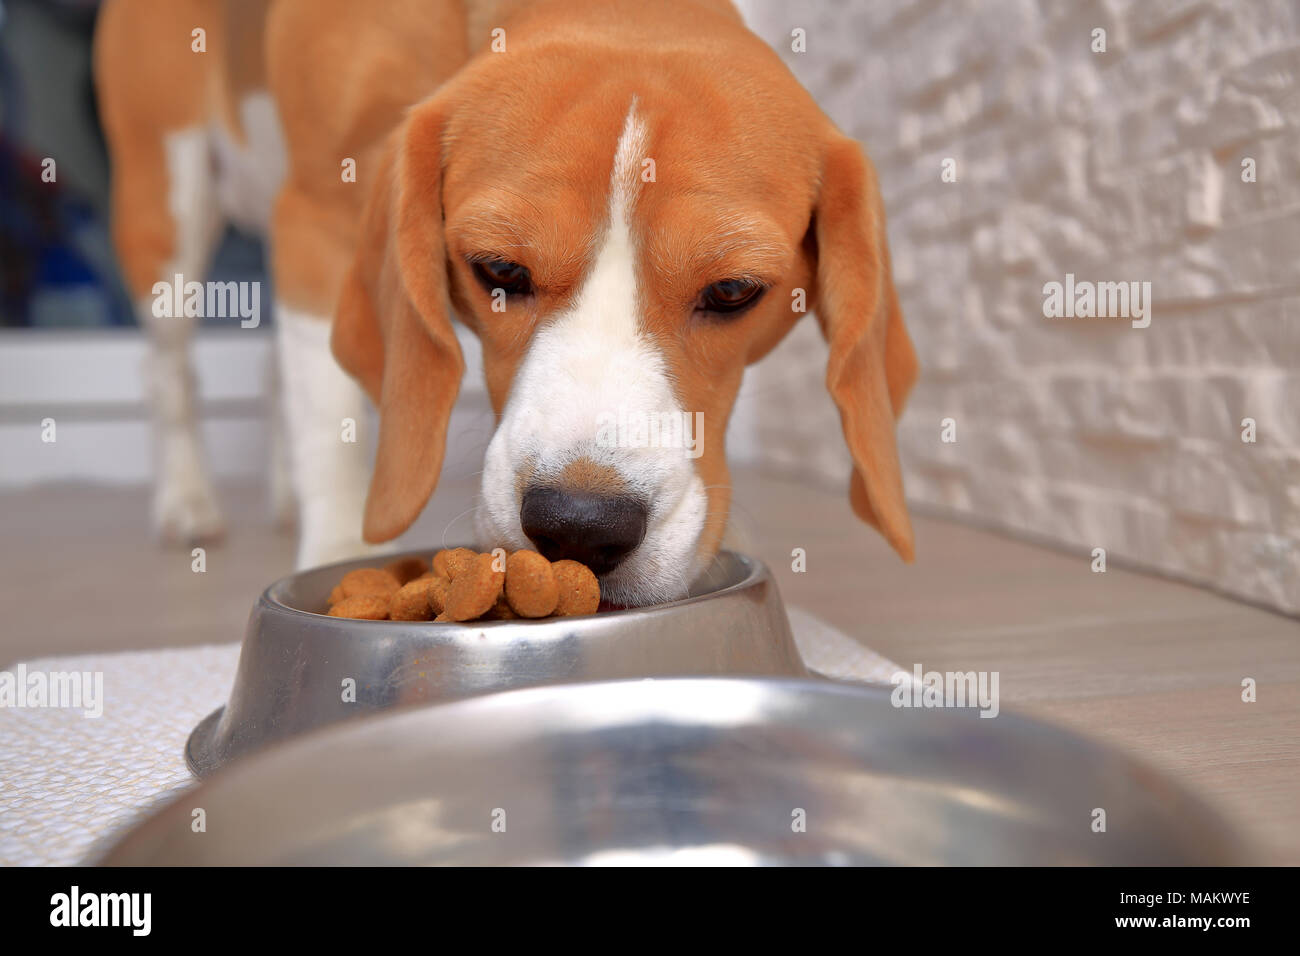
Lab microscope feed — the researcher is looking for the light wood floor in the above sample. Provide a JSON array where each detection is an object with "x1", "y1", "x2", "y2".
[{"x1": 2, "y1": 472, "x2": 1296, "y2": 862}]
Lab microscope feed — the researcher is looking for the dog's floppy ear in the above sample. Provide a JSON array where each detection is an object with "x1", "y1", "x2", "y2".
[
  {"x1": 332, "y1": 98, "x2": 464, "y2": 543},
  {"x1": 812, "y1": 134, "x2": 919, "y2": 561}
]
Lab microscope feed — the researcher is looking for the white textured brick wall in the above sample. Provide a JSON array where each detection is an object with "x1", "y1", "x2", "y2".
[{"x1": 737, "y1": 0, "x2": 1300, "y2": 614}]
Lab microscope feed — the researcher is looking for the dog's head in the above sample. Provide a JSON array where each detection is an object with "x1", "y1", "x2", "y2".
[{"x1": 333, "y1": 5, "x2": 918, "y2": 605}]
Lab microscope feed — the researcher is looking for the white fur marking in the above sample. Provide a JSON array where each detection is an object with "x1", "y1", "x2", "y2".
[
  {"x1": 476, "y1": 103, "x2": 710, "y2": 605},
  {"x1": 141, "y1": 127, "x2": 224, "y2": 544},
  {"x1": 212, "y1": 92, "x2": 287, "y2": 234},
  {"x1": 276, "y1": 305, "x2": 386, "y2": 568}
]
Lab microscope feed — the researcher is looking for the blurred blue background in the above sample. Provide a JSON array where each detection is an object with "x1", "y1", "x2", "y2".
[{"x1": 0, "y1": 0, "x2": 265, "y2": 329}]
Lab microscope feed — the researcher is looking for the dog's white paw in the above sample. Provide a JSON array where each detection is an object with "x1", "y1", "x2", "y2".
[
  {"x1": 151, "y1": 431, "x2": 225, "y2": 546},
  {"x1": 153, "y1": 477, "x2": 226, "y2": 547}
]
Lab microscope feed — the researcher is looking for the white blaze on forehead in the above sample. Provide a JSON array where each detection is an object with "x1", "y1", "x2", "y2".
[
  {"x1": 476, "y1": 100, "x2": 709, "y2": 605},
  {"x1": 570, "y1": 101, "x2": 649, "y2": 346},
  {"x1": 514, "y1": 101, "x2": 667, "y2": 461},
  {"x1": 611, "y1": 100, "x2": 649, "y2": 216}
]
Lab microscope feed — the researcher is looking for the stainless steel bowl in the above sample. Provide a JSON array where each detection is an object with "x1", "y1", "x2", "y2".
[
  {"x1": 186, "y1": 549, "x2": 806, "y2": 776},
  {"x1": 111, "y1": 678, "x2": 1245, "y2": 865}
]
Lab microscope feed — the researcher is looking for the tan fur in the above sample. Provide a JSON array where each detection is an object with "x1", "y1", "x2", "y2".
[
  {"x1": 265, "y1": 0, "x2": 469, "y2": 314},
  {"x1": 95, "y1": 0, "x2": 219, "y2": 296},
  {"x1": 97, "y1": 0, "x2": 470, "y2": 308},
  {"x1": 557, "y1": 459, "x2": 629, "y2": 498}
]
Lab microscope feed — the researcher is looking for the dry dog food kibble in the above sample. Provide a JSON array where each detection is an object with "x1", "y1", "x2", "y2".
[
  {"x1": 432, "y1": 547, "x2": 477, "y2": 580},
  {"x1": 486, "y1": 593, "x2": 517, "y2": 620},
  {"x1": 325, "y1": 549, "x2": 602, "y2": 623},
  {"x1": 384, "y1": 556, "x2": 429, "y2": 586},
  {"x1": 328, "y1": 594, "x2": 391, "y2": 620},
  {"x1": 552, "y1": 559, "x2": 601, "y2": 617},
  {"x1": 426, "y1": 575, "x2": 450, "y2": 616},
  {"x1": 442, "y1": 553, "x2": 506, "y2": 622},
  {"x1": 504, "y1": 549, "x2": 558, "y2": 618},
  {"x1": 338, "y1": 567, "x2": 401, "y2": 599},
  {"x1": 389, "y1": 577, "x2": 437, "y2": 621}
]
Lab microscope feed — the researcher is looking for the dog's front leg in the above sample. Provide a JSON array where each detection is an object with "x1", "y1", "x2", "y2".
[
  {"x1": 135, "y1": 130, "x2": 226, "y2": 547},
  {"x1": 140, "y1": 299, "x2": 226, "y2": 546},
  {"x1": 275, "y1": 305, "x2": 384, "y2": 569}
]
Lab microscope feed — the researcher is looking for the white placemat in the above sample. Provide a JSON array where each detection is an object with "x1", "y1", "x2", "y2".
[{"x1": 0, "y1": 606, "x2": 901, "y2": 866}]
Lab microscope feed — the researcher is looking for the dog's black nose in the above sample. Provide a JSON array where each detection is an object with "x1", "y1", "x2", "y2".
[{"x1": 520, "y1": 486, "x2": 647, "y2": 576}]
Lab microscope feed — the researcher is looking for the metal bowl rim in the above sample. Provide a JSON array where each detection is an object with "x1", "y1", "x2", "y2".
[{"x1": 185, "y1": 707, "x2": 225, "y2": 777}]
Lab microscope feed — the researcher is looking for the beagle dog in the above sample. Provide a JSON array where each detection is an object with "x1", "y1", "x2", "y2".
[{"x1": 96, "y1": 0, "x2": 918, "y2": 606}]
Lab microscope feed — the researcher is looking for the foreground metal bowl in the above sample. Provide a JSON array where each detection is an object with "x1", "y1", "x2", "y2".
[
  {"x1": 186, "y1": 549, "x2": 805, "y2": 776},
  {"x1": 115, "y1": 678, "x2": 1244, "y2": 865}
]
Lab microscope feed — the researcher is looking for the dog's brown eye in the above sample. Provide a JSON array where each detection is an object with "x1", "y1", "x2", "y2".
[
  {"x1": 696, "y1": 278, "x2": 765, "y2": 316},
  {"x1": 472, "y1": 258, "x2": 533, "y2": 296}
]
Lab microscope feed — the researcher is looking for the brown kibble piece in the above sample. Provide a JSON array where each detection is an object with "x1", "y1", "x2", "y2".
[
  {"x1": 328, "y1": 594, "x2": 390, "y2": 620},
  {"x1": 433, "y1": 547, "x2": 478, "y2": 580},
  {"x1": 326, "y1": 554, "x2": 603, "y2": 625},
  {"x1": 552, "y1": 560, "x2": 600, "y2": 616},
  {"x1": 484, "y1": 593, "x2": 517, "y2": 620},
  {"x1": 505, "y1": 550, "x2": 558, "y2": 618},
  {"x1": 339, "y1": 567, "x2": 401, "y2": 599},
  {"x1": 389, "y1": 578, "x2": 436, "y2": 621},
  {"x1": 384, "y1": 556, "x2": 429, "y2": 586},
  {"x1": 442, "y1": 553, "x2": 505, "y2": 621},
  {"x1": 426, "y1": 575, "x2": 450, "y2": 615}
]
